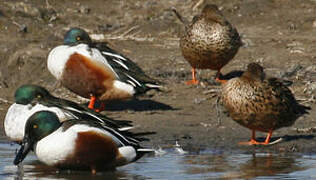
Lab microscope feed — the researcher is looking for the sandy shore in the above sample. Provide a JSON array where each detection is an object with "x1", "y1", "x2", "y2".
[{"x1": 0, "y1": 0, "x2": 315, "y2": 153}]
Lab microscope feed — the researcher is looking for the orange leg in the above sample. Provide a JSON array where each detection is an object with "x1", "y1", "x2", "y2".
[
  {"x1": 88, "y1": 95, "x2": 97, "y2": 109},
  {"x1": 215, "y1": 70, "x2": 227, "y2": 84},
  {"x1": 186, "y1": 68, "x2": 199, "y2": 85},
  {"x1": 264, "y1": 130, "x2": 273, "y2": 144},
  {"x1": 238, "y1": 130, "x2": 273, "y2": 146}
]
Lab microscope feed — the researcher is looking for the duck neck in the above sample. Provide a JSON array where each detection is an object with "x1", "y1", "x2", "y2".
[{"x1": 241, "y1": 71, "x2": 263, "y2": 82}]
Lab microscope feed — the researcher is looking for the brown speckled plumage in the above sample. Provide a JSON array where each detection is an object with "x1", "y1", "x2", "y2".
[
  {"x1": 180, "y1": 4, "x2": 241, "y2": 71},
  {"x1": 221, "y1": 63, "x2": 310, "y2": 144}
]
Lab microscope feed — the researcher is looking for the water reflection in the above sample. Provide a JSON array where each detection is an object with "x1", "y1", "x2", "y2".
[
  {"x1": 183, "y1": 152, "x2": 306, "y2": 179},
  {"x1": 0, "y1": 140, "x2": 315, "y2": 179},
  {"x1": 226, "y1": 153, "x2": 304, "y2": 179},
  {"x1": 3, "y1": 160, "x2": 146, "y2": 180},
  {"x1": 183, "y1": 153, "x2": 233, "y2": 176},
  {"x1": 0, "y1": 141, "x2": 146, "y2": 180}
]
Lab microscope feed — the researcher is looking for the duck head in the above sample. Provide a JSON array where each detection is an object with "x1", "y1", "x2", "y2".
[
  {"x1": 243, "y1": 63, "x2": 265, "y2": 81},
  {"x1": 201, "y1": 4, "x2": 227, "y2": 25},
  {"x1": 14, "y1": 85, "x2": 51, "y2": 105},
  {"x1": 13, "y1": 111, "x2": 61, "y2": 165},
  {"x1": 64, "y1": 27, "x2": 92, "y2": 45}
]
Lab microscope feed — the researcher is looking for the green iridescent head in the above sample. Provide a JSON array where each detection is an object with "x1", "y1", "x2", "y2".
[
  {"x1": 14, "y1": 111, "x2": 61, "y2": 165},
  {"x1": 14, "y1": 85, "x2": 50, "y2": 105},
  {"x1": 25, "y1": 111, "x2": 61, "y2": 141},
  {"x1": 25, "y1": 111, "x2": 60, "y2": 142},
  {"x1": 64, "y1": 27, "x2": 92, "y2": 45}
]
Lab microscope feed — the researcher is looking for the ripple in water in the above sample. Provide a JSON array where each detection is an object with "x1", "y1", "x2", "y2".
[{"x1": 1, "y1": 140, "x2": 316, "y2": 179}]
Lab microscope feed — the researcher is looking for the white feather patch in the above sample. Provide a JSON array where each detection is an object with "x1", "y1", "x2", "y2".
[
  {"x1": 102, "y1": 51, "x2": 127, "y2": 61},
  {"x1": 35, "y1": 127, "x2": 77, "y2": 166},
  {"x1": 113, "y1": 59, "x2": 129, "y2": 70},
  {"x1": 125, "y1": 73, "x2": 141, "y2": 86},
  {"x1": 113, "y1": 80, "x2": 135, "y2": 95},
  {"x1": 47, "y1": 44, "x2": 118, "y2": 80},
  {"x1": 4, "y1": 103, "x2": 70, "y2": 142},
  {"x1": 118, "y1": 146, "x2": 137, "y2": 163},
  {"x1": 118, "y1": 126, "x2": 134, "y2": 131},
  {"x1": 35, "y1": 124, "x2": 126, "y2": 166},
  {"x1": 127, "y1": 80, "x2": 136, "y2": 87},
  {"x1": 47, "y1": 45, "x2": 73, "y2": 80}
]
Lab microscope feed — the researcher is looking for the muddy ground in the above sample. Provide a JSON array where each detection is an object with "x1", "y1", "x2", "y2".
[{"x1": 0, "y1": 0, "x2": 315, "y2": 154}]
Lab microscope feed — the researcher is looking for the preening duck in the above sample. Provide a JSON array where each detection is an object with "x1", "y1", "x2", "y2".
[{"x1": 221, "y1": 63, "x2": 310, "y2": 145}]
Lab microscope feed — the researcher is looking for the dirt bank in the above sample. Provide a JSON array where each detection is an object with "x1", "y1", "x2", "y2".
[{"x1": 0, "y1": 0, "x2": 315, "y2": 153}]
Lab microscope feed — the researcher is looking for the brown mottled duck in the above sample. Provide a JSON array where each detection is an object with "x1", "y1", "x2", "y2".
[
  {"x1": 173, "y1": 4, "x2": 242, "y2": 85},
  {"x1": 221, "y1": 63, "x2": 310, "y2": 145}
]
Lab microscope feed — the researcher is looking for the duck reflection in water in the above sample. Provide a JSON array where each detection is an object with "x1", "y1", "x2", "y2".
[{"x1": 183, "y1": 152, "x2": 306, "y2": 179}]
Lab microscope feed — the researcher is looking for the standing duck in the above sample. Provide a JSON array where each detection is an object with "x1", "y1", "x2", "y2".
[
  {"x1": 221, "y1": 63, "x2": 310, "y2": 145},
  {"x1": 47, "y1": 27, "x2": 161, "y2": 111},
  {"x1": 173, "y1": 4, "x2": 241, "y2": 85},
  {"x1": 4, "y1": 84, "x2": 132, "y2": 143},
  {"x1": 13, "y1": 111, "x2": 154, "y2": 173}
]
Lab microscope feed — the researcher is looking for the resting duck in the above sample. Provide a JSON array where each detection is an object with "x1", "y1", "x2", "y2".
[
  {"x1": 13, "y1": 111, "x2": 154, "y2": 173},
  {"x1": 47, "y1": 27, "x2": 161, "y2": 111},
  {"x1": 173, "y1": 4, "x2": 241, "y2": 85},
  {"x1": 221, "y1": 63, "x2": 310, "y2": 145},
  {"x1": 4, "y1": 84, "x2": 132, "y2": 143}
]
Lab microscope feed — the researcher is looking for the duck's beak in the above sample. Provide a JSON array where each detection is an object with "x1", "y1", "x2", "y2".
[{"x1": 13, "y1": 135, "x2": 33, "y2": 165}]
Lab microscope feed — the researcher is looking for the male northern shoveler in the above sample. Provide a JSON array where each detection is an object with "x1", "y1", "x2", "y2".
[
  {"x1": 47, "y1": 27, "x2": 161, "y2": 111},
  {"x1": 4, "y1": 84, "x2": 132, "y2": 143},
  {"x1": 221, "y1": 63, "x2": 311, "y2": 145},
  {"x1": 13, "y1": 111, "x2": 154, "y2": 173},
  {"x1": 173, "y1": 4, "x2": 241, "y2": 85}
]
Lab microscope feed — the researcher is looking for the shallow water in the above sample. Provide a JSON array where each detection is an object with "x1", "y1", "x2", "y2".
[{"x1": 1, "y1": 139, "x2": 316, "y2": 180}]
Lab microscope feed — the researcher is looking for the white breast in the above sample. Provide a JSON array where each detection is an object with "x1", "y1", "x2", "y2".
[
  {"x1": 4, "y1": 103, "x2": 72, "y2": 142},
  {"x1": 47, "y1": 44, "x2": 117, "y2": 80},
  {"x1": 35, "y1": 124, "x2": 127, "y2": 166},
  {"x1": 35, "y1": 127, "x2": 77, "y2": 166}
]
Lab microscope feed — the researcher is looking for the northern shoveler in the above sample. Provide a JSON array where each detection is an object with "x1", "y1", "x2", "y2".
[
  {"x1": 173, "y1": 4, "x2": 241, "y2": 85},
  {"x1": 47, "y1": 27, "x2": 161, "y2": 111},
  {"x1": 13, "y1": 111, "x2": 154, "y2": 173},
  {"x1": 4, "y1": 84, "x2": 132, "y2": 143},
  {"x1": 221, "y1": 63, "x2": 310, "y2": 145}
]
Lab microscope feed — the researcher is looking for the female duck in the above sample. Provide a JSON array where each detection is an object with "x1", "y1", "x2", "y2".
[
  {"x1": 174, "y1": 4, "x2": 241, "y2": 85},
  {"x1": 14, "y1": 111, "x2": 153, "y2": 173},
  {"x1": 47, "y1": 28, "x2": 161, "y2": 111},
  {"x1": 221, "y1": 63, "x2": 310, "y2": 145},
  {"x1": 4, "y1": 84, "x2": 131, "y2": 143}
]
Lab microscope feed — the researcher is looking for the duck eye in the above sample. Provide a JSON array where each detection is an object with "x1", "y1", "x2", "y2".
[
  {"x1": 33, "y1": 125, "x2": 38, "y2": 129},
  {"x1": 37, "y1": 95, "x2": 42, "y2": 98},
  {"x1": 76, "y1": 36, "x2": 81, "y2": 41}
]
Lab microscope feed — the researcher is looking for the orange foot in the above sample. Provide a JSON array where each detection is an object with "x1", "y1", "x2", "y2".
[
  {"x1": 238, "y1": 130, "x2": 274, "y2": 146},
  {"x1": 215, "y1": 77, "x2": 227, "y2": 84},
  {"x1": 238, "y1": 139, "x2": 270, "y2": 146},
  {"x1": 186, "y1": 68, "x2": 199, "y2": 85},
  {"x1": 186, "y1": 79, "x2": 199, "y2": 85},
  {"x1": 215, "y1": 70, "x2": 227, "y2": 84}
]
